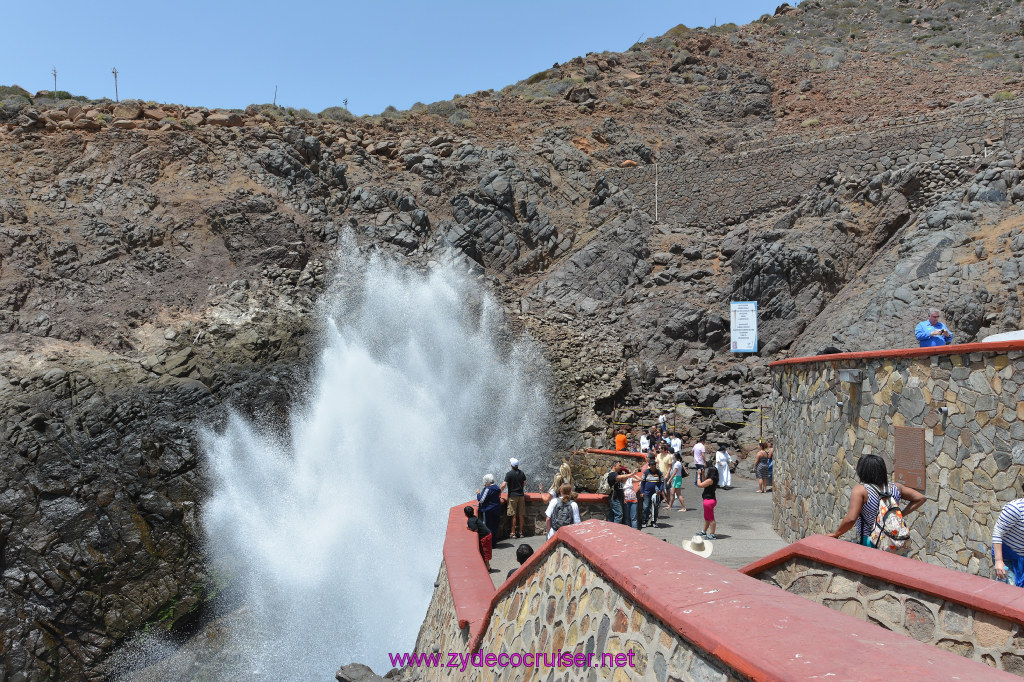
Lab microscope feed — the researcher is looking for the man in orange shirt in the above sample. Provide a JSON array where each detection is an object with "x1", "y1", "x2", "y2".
[{"x1": 614, "y1": 430, "x2": 627, "y2": 451}]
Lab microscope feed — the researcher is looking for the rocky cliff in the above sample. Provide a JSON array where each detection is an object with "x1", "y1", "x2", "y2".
[{"x1": 4, "y1": 0, "x2": 1024, "y2": 678}]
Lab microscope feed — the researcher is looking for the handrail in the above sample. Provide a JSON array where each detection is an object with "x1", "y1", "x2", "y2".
[
  {"x1": 770, "y1": 339, "x2": 1024, "y2": 367},
  {"x1": 740, "y1": 535, "x2": 1024, "y2": 625}
]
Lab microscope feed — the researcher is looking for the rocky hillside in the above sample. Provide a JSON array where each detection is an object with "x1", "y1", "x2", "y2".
[{"x1": 4, "y1": 0, "x2": 1024, "y2": 678}]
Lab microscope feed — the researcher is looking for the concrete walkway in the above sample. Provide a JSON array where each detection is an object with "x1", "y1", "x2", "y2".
[{"x1": 489, "y1": 470, "x2": 787, "y2": 586}]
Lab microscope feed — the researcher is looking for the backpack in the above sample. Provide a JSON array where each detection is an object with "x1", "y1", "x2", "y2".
[
  {"x1": 551, "y1": 501, "x2": 575, "y2": 531},
  {"x1": 597, "y1": 471, "x2": 614, "y2": 496},
  {"x1": 868, "y1": 484, "x2": 910, "y2": 552}
]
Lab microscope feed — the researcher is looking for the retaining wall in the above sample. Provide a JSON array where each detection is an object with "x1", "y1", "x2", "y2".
[
  {"x1": 770, "y1": 340, "x2": 1024, "y2": 574},
  {"x1": 742, "y1": 536, "x2": 1024, "y2": 674},
  {"x1": 566, "y1": 449, "x2": 647, "y2": 492},
  {"x1": 596, "y1": 100, "x2": 1024, "y2": 227},
  {"x1": 488, "y1": 493, "x2": 607, "y2": 541},
  {"x1": 410, "y1": 514, "x2": 1010, "y2": 681}
]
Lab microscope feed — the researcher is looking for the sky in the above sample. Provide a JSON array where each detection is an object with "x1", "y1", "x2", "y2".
[{"x1": 4, "y1": 1, "x2": 786, "y2": 116}]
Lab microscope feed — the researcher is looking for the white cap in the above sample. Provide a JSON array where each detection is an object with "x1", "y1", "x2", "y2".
[{"x1": 510, "y1": 458, "x2": 520, "y2": 467}]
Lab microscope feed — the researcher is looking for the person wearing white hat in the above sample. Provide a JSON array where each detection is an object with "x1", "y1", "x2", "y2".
[
  {"x1": 501, "y1": 458, "x2": 528, "y2": 539},
  {"x1": 682, "y1": 534, "x2": 713, "y2": 558}
]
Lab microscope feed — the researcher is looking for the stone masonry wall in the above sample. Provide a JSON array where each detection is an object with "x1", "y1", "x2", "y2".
[
  {"x1": 566, "y1": 450, "x2": 646, "y2": 493},
  {"x1": 599, "y1": 101, "x2": 1024, "y2": 227},
  {"x1": 493, "y1": 495, "x2": 608, "y2": 541},
  {"x1": 413, "y1": 546, "x2": 743, "y2": 682},
  {"x1": 771, "y1": 346, "x2": 1024, "y2": 574},
  {"x1": 412, "y1": 562, "x2": 469, "y2": 662},
  {"x1": 756, "y1": 556, "x2": 1024, "y2": 675}
]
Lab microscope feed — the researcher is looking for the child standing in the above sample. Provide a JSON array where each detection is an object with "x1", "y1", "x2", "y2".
[
  {"x1": 696, "y1": 465, "x2": 719, "y2": 540},
  {"x1": 665, "y1": 452, "x2": 687, "y2": 512},
  {"x1": 465, "y1": 506, "x2": 493, "y2": 571}
]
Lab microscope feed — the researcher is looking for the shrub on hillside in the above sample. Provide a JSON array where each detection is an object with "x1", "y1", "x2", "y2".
[
  {"x1": 525, "y1": 69, "x2": 556, "y2": 85},
  {"x1": 320, "y1": 106, "x2": 356, "y2": 122},
  {"x1": 426, "y1": 100, "x2": 457, "y2": 117},
  {"x1": 0, "y1": 85, "x2": 32, "y2": 102}
]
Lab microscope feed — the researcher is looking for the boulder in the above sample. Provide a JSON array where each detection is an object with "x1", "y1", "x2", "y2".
[
  {"x1": 112, "y1": 100, "x2": 143, "y2": 120},
  {"x1": 206, "y1": 113, "x2": 244, "y2": 127},
  {"x1": 565, "y1": 84, "x2": 596, "y2": 103},
  {"x1": 336, "y1": 663, "x2": 384, "y2": 682}
]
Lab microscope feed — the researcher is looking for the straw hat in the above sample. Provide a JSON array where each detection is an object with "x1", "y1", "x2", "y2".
[{"x1": 682, "y1": 534, "x2": 713, "y2": 558}]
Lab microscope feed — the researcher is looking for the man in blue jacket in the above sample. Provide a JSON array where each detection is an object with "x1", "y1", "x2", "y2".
[{"x1": 915, "y1": 309, "x2": 953, "y2": 347}]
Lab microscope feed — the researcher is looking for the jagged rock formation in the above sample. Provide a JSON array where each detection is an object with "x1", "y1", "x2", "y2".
[{"x1": 5, "y1": 0, "x2": 1024, "y2": 678}]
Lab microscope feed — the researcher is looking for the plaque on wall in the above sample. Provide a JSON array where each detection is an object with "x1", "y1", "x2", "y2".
[{"x1": 893, "y1": 426, "x2": 926, "y2": 492}]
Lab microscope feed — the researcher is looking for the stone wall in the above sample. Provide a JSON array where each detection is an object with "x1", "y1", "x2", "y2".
[
  {"x1": 757, "y1": 556, "x2": 1024, "y2": 674},
  {"x1": 413, "y1": 544, "x2": 739, "y2": 682},
  {"x1": 770, "y1": 342, "x2": 1024, "y2": 574},
  {"x1": 412, "y1": 562, "x2": 469, "y2": 660},
  {"x1": 565, "y1": 449, "x2": 647, "y2": 492},
  {"x1": 599, "y1": 100, "x2": 1024, "y2": 227},
  {"x1": 492, "y1": 493, "x2": 609, "y2": 540}
]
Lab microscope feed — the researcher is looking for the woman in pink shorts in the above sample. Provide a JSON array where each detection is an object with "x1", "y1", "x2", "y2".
[{"x1": 696, "y1": 465, "x2": 719, "y2": 540}]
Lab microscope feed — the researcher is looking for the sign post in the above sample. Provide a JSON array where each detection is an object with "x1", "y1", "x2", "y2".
[{"x1": 730, "y1": 301, "x2": 758, "y2": 353}]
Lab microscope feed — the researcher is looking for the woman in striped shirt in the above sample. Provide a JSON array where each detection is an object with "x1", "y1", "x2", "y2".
[
  {"x1": 828, "y1": 454, "x2": 924, "y2": 547},
  {"x1": 992, "y1": 494, "x2": 1024, "y2": 586}
]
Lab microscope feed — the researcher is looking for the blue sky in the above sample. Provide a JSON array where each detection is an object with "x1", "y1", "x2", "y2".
[{"x1": 4, "y1": 1, "x2": 784, "y2": 116}]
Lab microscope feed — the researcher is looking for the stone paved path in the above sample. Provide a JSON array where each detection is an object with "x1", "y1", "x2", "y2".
[{"x1": 489, "y1": 470, "x2": 787, "y2": 587}]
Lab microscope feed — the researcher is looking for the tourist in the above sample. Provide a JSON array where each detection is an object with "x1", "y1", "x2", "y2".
[
  {"x1": 621, "y1": 466, "x2": 640, "y2": 528},
  {"x1": 828, "y1": 453, "x2": 925, "y2": 547},
  {"x1": 476, "y1": 474, "x2": 503, "y2": 542},
  {"x1": 464, "y1": 506, "x2": 492, "y2": 572},
  {"x1": 696, "y1": 465, "x2": 720, "y2": 540},
  {"x1": 670, "y1": 432, "x2": 682, "y2": 456},
  {"x1": 639, "y1": 432, "x2": 650, "y2": 453},
  {"x1": 915, "y1": 308, "x2": 954, "y2": 347},
  {"x1": 658, "y1": 413, "x2": 668, "y2": 434},
  {"x1": 753, "y1": 442, "x2": 772, "y2": 493},
  {"x1": 992, "y1": 490, "x2": 1024, "y2": 587},
  {"x1": 665, "y1": 451, "x2": 687, "y2": 512},
  {"x1": 605, "y1": 464, "x2": 625, "y2": 524},
  {"x1": 640, "y1": 458, "x2": 664, "y2": 528},
  {"x1": 614, "y1": 430, "x2": 627, "y2": 451},
  {"x1": 545, "y1": 484, "x2": 580, "y2": 539},
  {"x1": 548, "y1": 462, "x2": 574, "y2": 496},
  {"x1": 506, "y1": 543, "x2": 535, "y2": 580},
  {"x1": 656, "y1": 448, "x2": 674, "y2": 511},
  {"x1": 500, "y1": 458, "x2": 528, "y2": 539},
  {"x1": 715, "y1": 447, "x2": 732, "y2": 489},
  {"x1": 692, "y1": 437, "x2": 706, "y2": 487}
]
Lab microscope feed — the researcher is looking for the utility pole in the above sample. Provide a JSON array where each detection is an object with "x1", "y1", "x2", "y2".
[
  {"x1": 273, "y1": 85, "x2": 277, "y2": 106},
  {"x1": 52, "y1": 67, "x2": 57, "y2": 99},
  {"x1": 112, "y1": 67, "x2": 119, "y2": 102}
]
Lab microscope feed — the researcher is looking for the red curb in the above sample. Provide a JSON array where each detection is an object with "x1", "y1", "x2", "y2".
[
  {"x1": 442, "y1": 503, "x2": 495, "y2": 632},
  {"x1": 769, "y1": 340, "x2": 1024, "y2": 367},
  {"x1": 444, "y1": 517, "x2": 1010, "y2": 679},
  {"x1": 740, "y1": 535, "x2": 1024, "y2": 625},
  {"x1": 584, "y1": 448, "x2": 649, "y2": 460}
]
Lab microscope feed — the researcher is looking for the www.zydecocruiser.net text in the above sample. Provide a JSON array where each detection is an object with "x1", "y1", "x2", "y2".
[{"x1": 389, "y1": 650, "x2": 637, "y2": 672}]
